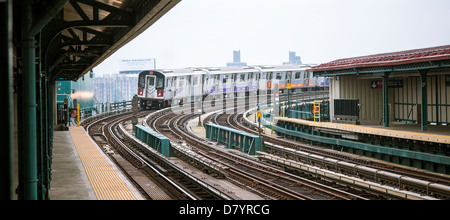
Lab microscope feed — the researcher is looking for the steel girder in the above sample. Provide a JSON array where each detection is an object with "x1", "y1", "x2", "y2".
[{"x1": 42, "y1": 0, "x2": 134, "y2": 81}]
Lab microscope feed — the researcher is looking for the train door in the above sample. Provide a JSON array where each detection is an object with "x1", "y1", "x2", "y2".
[
  {"x1": 177, "y1": 76, "x2": 185, "y2": 105},
  {"x1": 192, "y1": 75, "x2": 201, "y2": 102},
  {"x1": 145, "y1": 75, "x2": 156, "y2": 98},
  {"x1": 187, "y1": 75, "x2": 192, "y2": 102},
  {"x1": 267, "y1": 72, "x2": 273, "y2": 90},
  {"x1": 232, "y1": 73, "x2": 237, "y2": 98}
]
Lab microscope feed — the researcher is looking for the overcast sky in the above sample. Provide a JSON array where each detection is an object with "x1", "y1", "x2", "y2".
[{"x1": 93, "y1": 0, "x2": 450, "y2": 75}]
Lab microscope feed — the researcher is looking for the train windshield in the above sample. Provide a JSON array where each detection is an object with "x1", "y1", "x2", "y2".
[
  {"x1": 156, "y1": 77, "x2": 164, "y2": 88},
  {"x1": 148, "y1": 77, "x2": 155, "y2": 86},
  {"x1": 139, "y1": 74, "x2": 146, "y2": 88}
]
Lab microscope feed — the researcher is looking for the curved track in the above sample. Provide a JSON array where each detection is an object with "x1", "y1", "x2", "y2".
[
  {"x1": 84, "y1": 111, "x2": 231, "y2": 200},
  {"x1": 147, "y1": 108, "x2": 367, "y2": 200},
  {"x1": 209, "y1": 109, "x2": 450, "y2": 200},
  {"x1": 81, "y1": 92, "x2": 450, "y2": 200}
]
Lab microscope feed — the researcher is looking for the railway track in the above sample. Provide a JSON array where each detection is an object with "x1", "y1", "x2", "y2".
[
  {"x1": 81, "y1": 92, "x2": 450, "y2": 200},
  {"x1": 83, "y1": 110, "x2": 232, "y2": 200},
  {"x1": 147, "y1": 107, "x2": 367, "y2": 200},
  {"x1": 208, "y1": 110, "x2": 450, "y2": 200}
]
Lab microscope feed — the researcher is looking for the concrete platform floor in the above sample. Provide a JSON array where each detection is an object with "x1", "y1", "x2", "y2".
[{"x1": 49, "y1": 131, "x2": 96, "y2": 200}]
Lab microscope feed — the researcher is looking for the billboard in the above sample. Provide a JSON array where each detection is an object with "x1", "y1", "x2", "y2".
[{"x1": 119, "y1": 59, "x2": 156, "y2": 74}]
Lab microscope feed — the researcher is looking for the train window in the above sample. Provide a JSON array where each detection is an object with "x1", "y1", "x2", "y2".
[
  {"x1": 193, "y1": 76, "x2": 198, "y2": 85},
  {"x1": 223, "y1": 75, "x2": 229, "y2": 84},
  {"x1": 294, "y1": 72, "x2": 301, "y2": 79},
  {"x1": 156, "y1": 77, "x2": 163, "y2": 88},
  {"x1": 286, "y1": 72, "x2": 292, "y2": 80},
  {"x1": 214, "y1": 75, "x2": 219, "y2": 84},
  {"x1": 187, "y1": 76, "x2": 191, "y2": 85},
  {"x1": 179, "y1": 77, "x2": 185, "y2": 87},
  {"x1": 249, "y1": 73, "x2": 253, "y2": 80},
  {"x1": 240, "y1": 74, "x2": 245, "y2": 82},
  {"x1": 139, "y1": 75, "x2": 145, "y2": 88},
  {"x1": 267, "y1": 72, "x2": 273, "y2": 80},
  {"x1": 276, "y1": 72, "x2": 282, "y2": 80},
  {"x1": 149, "y1": 77, "x2": 155, "y2": 86},
  {"x1": 169, "y1": 78, "x2": 174, "y2": 88}
]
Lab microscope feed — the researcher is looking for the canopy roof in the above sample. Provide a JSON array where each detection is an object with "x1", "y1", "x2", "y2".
[
  {"x1": 15, "y1": 0, "x2": 180, "y2": 81},
  {"x1": 310, "y1": 45, "x2": 450, "y2": 76}
]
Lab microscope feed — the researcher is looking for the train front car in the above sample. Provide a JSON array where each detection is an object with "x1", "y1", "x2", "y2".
[{"x1": 137, "y1": 70, "x2": 167, "y2": 109}]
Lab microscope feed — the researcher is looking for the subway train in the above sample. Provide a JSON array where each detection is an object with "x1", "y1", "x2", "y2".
[{"x1": 136, "y1": 65, "x2": 329, "y2": 109}]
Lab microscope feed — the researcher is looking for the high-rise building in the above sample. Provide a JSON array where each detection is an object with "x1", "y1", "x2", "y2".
[
  {"x1": 283, "y1": 51, "x2": 302, "y2": 65},
  {"x1": 227, "y1": 50, "x2": 247, "y2": 67},
  {"x1": 94, "y1": 74, "x2": 138, "y2": 105}
]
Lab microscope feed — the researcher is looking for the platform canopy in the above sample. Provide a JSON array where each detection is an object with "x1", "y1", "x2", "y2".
[
  {"x1": 4, "y1": 0, "x2": 181, "y2": 200},
  {"x1": 14, "y1": 0, "x2": 180, "y2": 81},
  {"x1": 309, "y1": 45, "x2": 450, "y2": 132},
  {"x1": 310, "y1": 45, "x2": 450, "y2": 76}
]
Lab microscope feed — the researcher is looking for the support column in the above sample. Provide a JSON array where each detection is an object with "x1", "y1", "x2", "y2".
[
  {"x1": 0, "y1": 0, "x2": 13, "y2": 200},
  {"x1": 382, "y1": 72, "x2": 390, "y2": 127},
  {"x1": 420, "y1": 70, "x2": 429, "y2": 131},
  {"x1": 21, "y1": 1, "x2": 38, "y2": 200}
]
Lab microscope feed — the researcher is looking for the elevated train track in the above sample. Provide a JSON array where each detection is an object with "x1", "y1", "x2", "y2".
[
  {"x1": 146, "y1": 107, "x2": 364, "y2": 200},
  {"x1": 207, "y1": 108, "x2": 450, "y2": 199},
  {"x1": 83, "y1": 110, "x2": 232, "y2": 200},
  {"x1": 80, "y1": 90, "x2": 450, "y2": 200}
]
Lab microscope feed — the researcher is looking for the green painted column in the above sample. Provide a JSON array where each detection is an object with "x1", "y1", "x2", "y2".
[
  {"x1": 420, "y1": 70, "x2": 429, "y2": 131},
  {"x1": 382, "y1": 72, "x2": 390, "y2": 127},
  {"x1": 21, "y1": 1, "x2": 38, "y2": 200}
]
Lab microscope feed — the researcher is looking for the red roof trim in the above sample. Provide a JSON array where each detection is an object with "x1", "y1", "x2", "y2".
[{"x1": 310, "y1": 45, "x2": 450, "y2": 72}]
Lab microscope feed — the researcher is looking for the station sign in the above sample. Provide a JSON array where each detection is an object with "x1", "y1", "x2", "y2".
[
  {"x1": 371, "y1": 79, "x2": 403, "y2": 89},
  {"x1": 70, "y1": 108, "x2": 78, "y2": 118}
]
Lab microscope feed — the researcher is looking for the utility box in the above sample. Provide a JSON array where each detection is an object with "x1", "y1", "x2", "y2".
[{"x1": 334, "y1": 99, "x2": 360, "y2": 124}]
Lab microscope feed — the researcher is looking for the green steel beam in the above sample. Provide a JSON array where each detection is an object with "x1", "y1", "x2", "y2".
[
  {"x1": 135, "y1": 125, "x2": 172, "y2": 157},
  {"x1": 205, "y1": 123, "x2": 265, "y2": 155},
  {"x1": 29, "y1": 0, "x2": 69, "y2": 36},
  {"x1": 21, "y1": 0, "x2": 38, "y2": 200},
  {"x1": 382, "y1": 72, "x2": 390, "y2": 127},
  {"x1": 420, "y1": 70, "x2": 429, "y2": 131}
]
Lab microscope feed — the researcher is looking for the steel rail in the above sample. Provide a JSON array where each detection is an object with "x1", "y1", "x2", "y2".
[{"x1": 107, "y1": 117, "x2": 198, "y2": 200}]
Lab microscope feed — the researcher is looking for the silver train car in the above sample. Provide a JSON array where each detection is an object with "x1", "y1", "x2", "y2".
[{"x1": 136, "y1": 65, "x2": 329, "y2": 109}]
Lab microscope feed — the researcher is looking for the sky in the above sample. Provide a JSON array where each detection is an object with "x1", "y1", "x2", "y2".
[{"x1": 93, "y1": 0, "x2": 450, "y2": 76}]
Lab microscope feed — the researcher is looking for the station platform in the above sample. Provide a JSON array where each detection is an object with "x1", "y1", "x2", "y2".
[
  {"x1": 276, "y1": 117, "x2": 450, "y2": 144},
  {"x1": 49, "y1": 126, "x2": 143, "y2": 200}
]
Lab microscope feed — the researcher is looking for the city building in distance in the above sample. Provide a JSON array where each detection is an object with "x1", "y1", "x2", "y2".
[
  {"x1": 283, "y1": 51, "x2": 302, "y2": 65},
  {"x1": 227, "y1": 50, "x2": 247, "y2": 67}
]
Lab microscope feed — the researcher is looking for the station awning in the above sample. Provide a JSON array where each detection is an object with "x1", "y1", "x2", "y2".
[
  {"x1": 310, "y1": 45, "x2": 450, "y2": 76},
  {"x1": 16, "y1": 0, "x2": 180, "y2": 81}
]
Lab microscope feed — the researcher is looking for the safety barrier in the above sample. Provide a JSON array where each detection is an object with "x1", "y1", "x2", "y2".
[
  {"x1": 134, "y1": 125, "x2": 172, "y2": 157},
  {"x1": 205, "y1": 123, "x2": 265, "y2": 155}
]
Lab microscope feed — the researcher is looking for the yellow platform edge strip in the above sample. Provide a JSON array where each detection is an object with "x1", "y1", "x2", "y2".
[{"x1": 69, "y1": 126, "x2": 138, "y2": 200}]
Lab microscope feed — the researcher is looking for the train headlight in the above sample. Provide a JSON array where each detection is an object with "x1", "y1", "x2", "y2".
[{"x1": 157, "y1": 89, "x2": 164, "y2": 97}]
